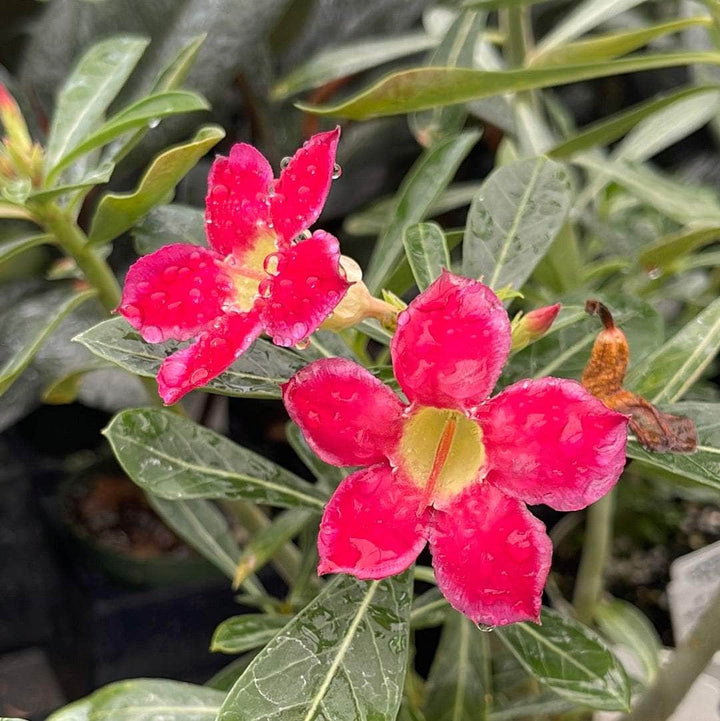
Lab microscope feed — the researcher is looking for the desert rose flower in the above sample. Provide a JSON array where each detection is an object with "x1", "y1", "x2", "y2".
[
  {"x1": 283, "y1": 272, "x2": 628, "y2": 627},
  {"x1": 118, "y1": 128, "x2": 349, "y2": 404}
]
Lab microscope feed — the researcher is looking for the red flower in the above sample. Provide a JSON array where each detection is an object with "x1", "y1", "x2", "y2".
[
  {"x1": 283, "y1": 272, "x2": 628, "y2": 626},
  {"x1": 118, "y1": 128, "x2": 349, "y2": 404}
]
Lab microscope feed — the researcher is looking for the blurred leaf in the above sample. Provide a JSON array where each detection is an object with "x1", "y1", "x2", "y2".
[
  {"x1": 285, "y1": 421, "x2": 347, "y2": 492},
  {"x1": 29, "y1": 162, "x2": 115, "y2": 202},
  {"x1": 273, "y1": 32, "x2": 437, "y2": 99},
  {"x1": 218, "y1": 573, "x2": 412, "y2": 721},
  {"x1": 51, "y1": 91, "x2": 209, "y2": 177},
  {"x1": 104, "y1": 408, "x2": 327, "y2": 509},
  {"x1": 0, "y1": 202, "x2": 33, "y2": 220},
  {"x1": 0, "y1": 233, "x2": 52, "y2": 266},
  {"x1": 45, "y1": 36, "x2": 149, "y2": 178},
  {"x1": 41, "y1": 360, "x2": 108, "y2": 404},
  {"x1": 464, "y1": 0, "x2": 547, "y2": 8},
  {"x1": 463, "y1": 156, "x2": 571, "y2": 291},
  {"x1": 149, "y1": 496, "x2": 240, "y2": 578},
  {"x1": 88, "y1": 125, "x2": 224, "y2": 245},
  {"x1": 211, "y1": 615, "x2": 290, "y2": 654},
  {"x1": 46, "y1": 679, "x2": 224, "y2": 721},
  {"x1": 626, "y1": 295, "x2": 720, "y2": 404},
  {"x1": 298, "y1": 54, "x2": 720, "y2": 119},
  {"x1": 497, "y1": 608, "x2": 631, "y2": 711},
  {"x1": 596, "y1": 597, "x2": 662, "y2": 684},
  {"x1": 410, "y1": 587, "x2": 450, "y2": 629},
  {"x1": 637, "y1": 226, "x2": 720, "y2": 273},
  {"x1": 410, "y1": 9, "x2": 486, "y2": 147},
  {"x1": 424, "y1": 612, "x2": 490, "y2": 721},
  {"x1": 403, "y1": 222, "x2": 450, "y2": 291},
  {"x1": 132, "y1": 203, "x2": 206, "y2": 254},
  {"x1": 549, "y1": 85, "x2": 720, "y2": 159},
  {"x1": 206, "y1": 654, "x2": 259, "y2": 692},
  {"x1": 74, "y1": 317, "x2": 306, "y2": 398},
  {"x1": 0, "y1": 285, "x2": 97, "y2": 396},
  {"x1": 365, "y1": 131, "x2": 480, "y2": 293}
]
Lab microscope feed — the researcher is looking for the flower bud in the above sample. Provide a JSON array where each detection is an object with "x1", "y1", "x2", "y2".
[
  {"x1": 0, "y1": 84, "x2": 32, "y2": 157},
  {"x1": 510, "y1": 303, "x2": 561, "y2": 352}
]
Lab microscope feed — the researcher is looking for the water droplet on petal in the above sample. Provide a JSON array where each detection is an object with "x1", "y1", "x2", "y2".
[
  {"x1": 189, "y1": 288, "x2": 202, "y2": 302},
  {"x1": 143, "y1": 325, "x2": 164, "y2": 343},
  {"x1": 307, "y1": 164, "x2": 317, "y2": 175},
  {"x1": 258, "y1": 279, "x2": 273, "y2": 298},
  {"x1": 263, "y1": 253, "x2": 280, "y2": 276},
  {"x1": 332, "y1": 163, "x2": 342, "y2": 179},
  {"x1": 476, "y1": 623, "x2": 495, "y2": 632},
  {"x1": 306, "y1": 275, "x2": 318, "y2": 288},
  {"x1": 190, "y1": 368, "x2": 209, "y2": 384},
  {"x1": 150, "y1": 291, "x2": 166, "y2": 304},
  {"x1": 280, "y1": 156, "x2": 293, "y2": 170},
  {"x1": 122, "y1": 304, "x2": 142, "y2": 322},
  {"x1": 295, "y1": 338, "x2": 310, "y2": 350}
]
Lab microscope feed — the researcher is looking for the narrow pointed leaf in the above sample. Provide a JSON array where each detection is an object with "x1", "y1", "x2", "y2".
[
  {"x1": 410, "y1": 587, "x2": 450, "y2": 629},
  {"x1": 463, "y1": 156, "x2": 571, "y2": 291},
  {"x1": 464, "y1": 0, "x2": 549, "y2": 8},
  {"x1": 286, "y1": 421, "x2": 347, "y2": 492},
  {"x1": 497, "y1": 608, "x2": 631, "y2": 711},
  {"x1": 637, "y1": 226, "x2": 720, "y2": 272},
  {"x1": 74, "y1": 317, "x2": 306, "y2": 398},
  {"x1": 0, "y1": 202, "x2": 33, "y2": 220},
  {"x1": 30, "y1": 162, "x2": 115, "y2": 202},
  {"x1": 45, "y1": 36, "x2": 149, "y2": 176},
  {"x1": 132, "y1": 204, "x2": 206, "y2": 255},
  {"x1": 365, "y1": 131, "x2": 480, "y2": 293},
  {"x1": 403, "y1": 222, "x2": 451, "y2": 290},
  {"x1": 218, "y1": 573, "x2": 412, "y2": 721},
  {"x1": 211, "y1": 615, "x2": 290, "y2": 654},
  {"x1": 88, "y1": 125, "x2": 224, "y2": 245},
  {"x1": 0, "y1": 233, "x2": 52, "y2": 266}
]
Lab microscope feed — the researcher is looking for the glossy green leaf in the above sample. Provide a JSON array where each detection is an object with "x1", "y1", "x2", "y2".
[
  {"x1": 462, "y1": 156, "x2": 571, "y2": 291},
  {"x1": 218, "y1": 573, "x2": 412, "y2": 721},
  {"x1": 626, "y1": 295, "x2": 720, "y2": 404},
  {"x1": 132, "y1": 204, "x2": 206, "y2": 254},
  {"x1": 365, "y1": 131, "x2": 480, "y2": 293},
  {"x1": 104, "y1": 408, "x2": 327, "y2": 510},
  {"x1": 148, "y1": 496, "x2": 241, "y2": 579},
  {"x1": 46, "y1": 679, "x2": 224, "y2": 721},
  {"x1": 637, "y1": 226, "x2": 720, "y2": 273},
  {"x1": 549, "y1": 85, "x2": 720, "y2": 159},
  {"x1": 30, "y1": 162, "x2": 115, "y2": 202},
  {"x1": 44, "y1": 36, "x2": 149, "y2": 177},
  {"x1": 0, "y1": 233, "x2": 52, "y2": 266},
  {"x1": 410, "y1": 10, "x2": 486, "y2": 147},
  {"x1": 50, "y1": 91, "x2": 209, "y2": 178},
  {"x1": 74, "y1": 317, "x2": 306, "y2": 398},
  {"x1": 88, "y1": 125, "x2": 224, "y2": 245},
  {"x1": 273, "y1": 32, "x2": 437, "y2": 99},
  {"x1": 403, "y1": 222, "x2": 450, "y2": 291},
  {"x1": 298, "y1": 54, "x2": 720, "y2": 119},
  {"x1": 211, "y1": 615, "x2": 290, "y2": 654},
  {"x1": 625, "y1": 402, "x2": 720, "y2": 493},
  {"x1": 424, "y1": 612, "x2": 490, "y2": 721},
  {"x1": 596, "y1": 597, "x2": 661, "y2": 684},
  {"x1": 497, "y1": 608, "x2": 631, "y2": 711},
  {"x1": 0, "y1": 285, "x2": 97, "y2": 396}
]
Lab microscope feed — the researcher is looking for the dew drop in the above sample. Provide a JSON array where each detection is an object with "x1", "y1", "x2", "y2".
[
  {"x1": 143, "y1": 325, "x2": 164, "y2": 343},
  {"x1": 121, "y1": 303, "x2": 142, "y2": 321},
  {"x1": 646, "y1": 266, "x2": 662, "y2": 280},
  {"x1": 150, "y1": 291, "x2": 166, "y2": 304},
  {"x1": 263, "y1": 253, "x2": 280, "y2": 276},
  {"x1": 258, "y1": 279, "x2": 273, "y2": 298},
  {"x1": 332, "y1": 163, "x2": 342, "y2": 179},
  {"x1": 280, "y1": 156, "x2": 292, "y2": 170},
  {"x1": 189, "y1": 288, "x2": 202, "y2": 301},
  {"x1": 476, "y1": 623, "x2": 495, "y2": 633},
  {"x1": 211, "y1": 184, "x2": 229, "y2": 200},
  {"x1": 306, "y1": 275, "x2": 319, "y2": 288},
  {"x1": 190, "y1": 368, "x2": 209, "y2": 384},
  {"x1": 148, "y1": 117, "x2": 160, "y2": 129},
  {"x1": 295, "y1": 338, "x2": 310, "y2": 350},
  {"x1": 307, "y1": 164, "x2": 317, "y2": 175},
  {"x1": 210, "y1": 337, "x2": 227, "y2": 349},
  {"x1": 298, "y1": 185, "x2": 310, "y2": 195}
]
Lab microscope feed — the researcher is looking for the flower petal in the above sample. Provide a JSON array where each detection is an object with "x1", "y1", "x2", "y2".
[
  {"x1": 270, "y1": 127, "x2": 340, "y2": 242},
  {"x1": 205, "y1": 143, "x2": 273, "y2": 257},
  {"x1": 283, "y1": 357, "x2": 404, "y2": 466},
  {"x1": 260, "y1": 230, "x2": 350, "y2": 347},
  {"x1": 157, "y1": 311, "x2": 262, "y2": 404},
  {"x1": 318, "y1": 463, "x2": 428, "y2": 580},
  {"x1": 429, "y1": 483, "x2": 552, "y2": 626},
  {"x1": 391, "y1": 272, "x2": 511, "y2": 411},
  {"x1": 119, "y1": 244, "x2": 232, "y2": 343},
  {"x1": 479, "y1": 377, "x2": 628, "y2": 511}
]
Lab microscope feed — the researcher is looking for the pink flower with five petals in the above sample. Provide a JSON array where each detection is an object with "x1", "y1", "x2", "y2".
[
  {"x1": 282, "y1": 271, "x2": 628, "y2": 627},
  {"x1": 118, "y1": 128, "x2": 350, "y2": 404}
]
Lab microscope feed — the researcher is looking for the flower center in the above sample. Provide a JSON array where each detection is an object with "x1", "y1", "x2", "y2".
[
  {"x1": 225, "y1": 233, "x2": 278, "y2": 311},
  {"x1": 396, "y1": 406, "x2": 486, "y2": 508}
]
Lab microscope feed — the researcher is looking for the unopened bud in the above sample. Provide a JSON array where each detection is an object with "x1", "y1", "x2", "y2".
[
  {"x1": 0, "y1": 84, "x2": 32, "y2": 156},
  {"x1": 511, "y1": 303, "x2": 560, "y2": 352}
]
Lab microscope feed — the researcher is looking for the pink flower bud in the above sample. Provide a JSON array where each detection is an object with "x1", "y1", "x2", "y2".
[{"x1": 511, "y1": 303, "x2": 561, "y2": 352}]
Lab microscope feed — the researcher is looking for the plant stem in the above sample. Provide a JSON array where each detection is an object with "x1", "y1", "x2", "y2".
[
  {"x1": 624, "y1": 583, "x2": 720, "y2": 721},
  {"x1": 503, "y1": 5, "x2": 529, "y2": 68},
  {"x1": 573, "y1": 489, "x2": 615, "y2": 625}
]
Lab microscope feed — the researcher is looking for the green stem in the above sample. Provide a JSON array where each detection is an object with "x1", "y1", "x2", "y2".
[
  {"x1": 624, "y1": 583, "x2": 720, "y2": 721},
  {"x1": 503, "y1": 6, "x2": 529, "y2": 68},
  {"x1": 573, "y1": 490, "x2": 615, "y2": 624}
]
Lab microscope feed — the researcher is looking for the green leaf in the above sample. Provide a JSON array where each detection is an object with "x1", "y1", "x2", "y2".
[
  {"x1": 403, "y1": 222, "x2": 450, "y2": 291},
  {"x1": 298, "y1": 54, "x2": 720, "y2": 119},
  {"x1": 462, "y1": 156, "x2": 571, "y2": 291},
  {"x1": 463, "y1": 0, "x2": 548, "y2": 8},
  {"x1": 286, "y1": 421, "x2": 346, "y2": 492},
  {"x1": 29, "y1": 162, "x2": 115, "y2": 202},
  {"x1": 410, "y1": 587, "x2": 450, "y2": 630},
  {"x1": 104, "y1": 408, "x2": 327, "y2": 510},
  {"x1": 596, "y1": 597, "x2": 662, "y2": 684},
  {"x1": 365, "y1": 131, "x2": 480, "y2": 293},
  {"x1": 625, "y1": 402, "x2": 720, "y2": 493},
  {"x1": 0, "y1": 201, "x2": 33, "y2": 220},
  {"x1": 549, "y1": 85, "x2": 720, "y2": 159},
  {"x1": 132, "y1": 204, "x2": 206, "y2": 254},
  {"x1": 626, "y1": 295, "x2": 720, "y2": 404},
  {"x1": 218, "y1": 573, "x2": 412, "y2": 721},
  {"x1": 88, "y1": 125, "x2": 224, "y2": 245},
  {"x1": 0, "y1": 233, "x2": 52, "y2": 266},
  {"x1": 273, "y1": 32, "x2": 438, "y2": 100},
  {"x1": 410, "y1": 10, "x2": 486, "y2": 147},
  {"x1": 148, "y1": 496, "x2": 240, "y2": 579},
  {"x1": 211, "y1": 615, "x2": 290, "y2": 654},
  {"x1": 50, "y1": 91, "x2": 209, "y2": 178},
  {"x1": 46, "y1": 679, "x2": 224, "y2": 721},
  {"x1": 497, "y1": 608, "x2": 631, "y2": 711},
  {"x1": 44, "y1": 36, "x2": 149, "y2": 177},
  {"x1": 74, "y1": 317, "x2": 306, "y2": 398},
  {"x1": 637, "y1": 226, "x2": 720, "y2": 273},
  {"x1": 424, "y1": 612, "x2": 491, "y2": 721},
  {"x1": 0, "y1": 285, "x2": 97, "y2": 396}
]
